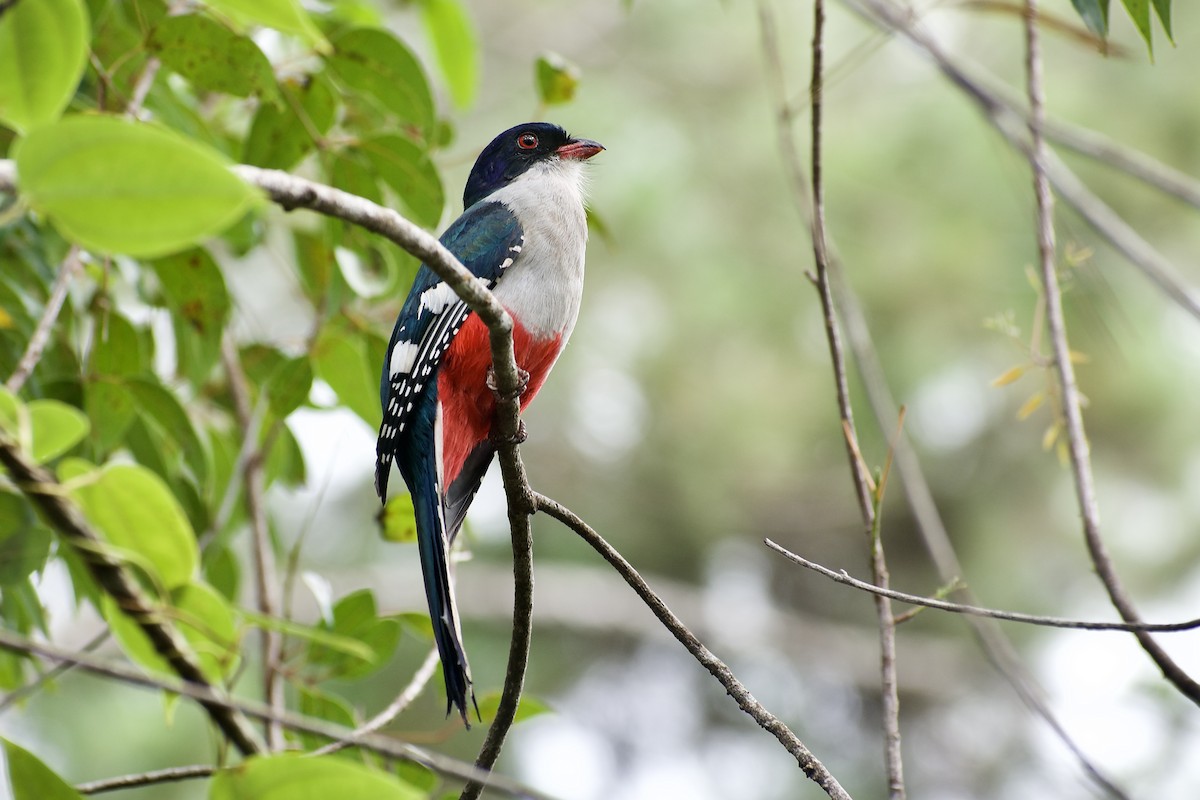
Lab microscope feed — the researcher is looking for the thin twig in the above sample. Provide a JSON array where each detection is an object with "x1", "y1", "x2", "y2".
[
  {"x1": 1025, "y1": 0, "x2": 1200, "y2": 706},
  {"x1": 766, "y1": 540, "x2": 1200, "y2": 632},
  {"x1": 535, "y1": 492, "x2": 853, "y2": 800},
  {"x1": 314, "y1": 646, "x2": 439, "y2": 756},
  {"x1": 0, "y1": 628, "x2": 554, "y2": 799},
  {"x1": 0, "y1": 429, "x2": 264, "y2": 755},
  {"x1": 77, "y1": 765, "x2": 215, "y2": 795},
  {"x1": 766, "y1": 0, "x2": 904, "y2": 793},
  {"x1": 0, "y1": 630, "x2": 108, "y2": 713},
  {"x1": 5, "y1": 246, "x2": 82, "y2": 393},
  {"x1": 221, "y1": 336, "x2": 285, "y2": 749}
]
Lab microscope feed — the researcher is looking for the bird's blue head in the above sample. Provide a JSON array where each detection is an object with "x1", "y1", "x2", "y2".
[{"x1": 462, "y1": 122, "x2": 604, "y2": 208}]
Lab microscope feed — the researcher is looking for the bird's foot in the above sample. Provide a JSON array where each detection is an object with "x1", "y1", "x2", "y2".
[
  {"x1": 485, "y1": 366, "x2": 530, "y2": 401},
  {"x1": 489, "y1": 418, "x2": 528, "y2": 446}
]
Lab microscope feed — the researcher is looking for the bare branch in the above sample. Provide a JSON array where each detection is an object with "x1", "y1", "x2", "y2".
[
  {"x1": 77, "y1": 765, "x2": 214, "y2": 795},
  {"x1": 314, "y1": 646, "x2": 439, "y2": 757},
  {"x1": 535, "y1": 492, "x2": 853, "y2": 800},
  {"x1": 0, "y1": 628, "x2": 553, "y2": 799},
  {"x1": 766, "y1": 540, "x2": 1200, "y2": 633},
  {"x1": 5, "y1": 245, "x2": 82, "y2": 393},
  {"x1": 761, "y1": 0, "x2": 903, "y2": 793},
  {"x1": 221, "y1": 337, "x2": 285, "y2": 749}
]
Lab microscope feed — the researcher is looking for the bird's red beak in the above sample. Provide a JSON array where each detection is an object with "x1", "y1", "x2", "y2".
[{"x1": 556, "y1": 138, "x2": 605, "y2": 161}]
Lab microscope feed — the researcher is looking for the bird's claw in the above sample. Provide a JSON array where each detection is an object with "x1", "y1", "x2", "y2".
[
  {"x1": 489, "y1": 418, "x2": 528, "y2": 446},
  {"x1": 485, "y1": 366, "x2": 530, "y2": 401}
]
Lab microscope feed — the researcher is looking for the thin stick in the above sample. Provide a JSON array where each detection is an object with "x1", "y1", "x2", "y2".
[
  {"x1": 5, "y1": 246, "x2": 82, "y2": 393},
  {"x1": 315, "y1": 646, "x2": 440, "y2": 756},
  {"x1": 766, "y1": 540, "x2": 1200, "y2": 632},
  {"x1": 535, "y1": 492, "x2": 853, "y2": 800},
  {"x1": 221, "y1": 337, "x2": 285, "y2": 749},
  {"x1": 77, "y1": 765, "x2": 215, "y2": 795},
  {"x1": 1023, "y1": 0, "x2": 1200, "y2": 706}
]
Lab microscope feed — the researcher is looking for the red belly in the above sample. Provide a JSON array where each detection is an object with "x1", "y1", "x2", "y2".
[{"x1": 437, "y1": 313, "x2": 564, "y2": 487}]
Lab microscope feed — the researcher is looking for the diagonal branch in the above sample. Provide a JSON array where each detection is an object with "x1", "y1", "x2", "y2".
[
  {"x1": 534, "y1": 492, "x2": 853, "y2": 800},
  {"x1": 0, "y1": 428, "x2": 264, "y2": 755},
  {"x1": 5, "y1": 245, "x2": 82, "y2": 394}
]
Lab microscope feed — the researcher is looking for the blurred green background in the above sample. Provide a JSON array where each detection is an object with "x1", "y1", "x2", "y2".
[{"x1": 5, "y1": 1, "x2": 1200, "y2": 798}]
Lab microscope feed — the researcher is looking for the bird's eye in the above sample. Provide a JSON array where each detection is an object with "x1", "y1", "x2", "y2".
[{"x1": 517, "y1": 132, "x2": 539, "y2": 150}]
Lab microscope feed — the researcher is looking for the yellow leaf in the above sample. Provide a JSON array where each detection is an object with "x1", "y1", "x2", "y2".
[
  {"x1": 1017, "y1": 391, "x2": 1044, "y2": 420},
  {"x1": 0, "y1": 307, "x2": 11, "y2": 329},
  {"x1": 1042, "y1": 423, "x2": 1059, "y2": 451},
  {"x1": 992, "y1": 365, "x2": 1026, "y2": 387},
  {"x1": 1068, "y1": 350, "x2": 1090, "y2": 364}
]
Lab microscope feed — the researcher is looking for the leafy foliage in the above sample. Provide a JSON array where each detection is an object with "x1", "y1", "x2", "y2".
[{"x1": 0, "y1": 0, "x2": 563, "y2": 793}]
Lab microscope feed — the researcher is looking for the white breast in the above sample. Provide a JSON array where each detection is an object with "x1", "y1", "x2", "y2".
[{"x1": 488, "y1": 159, "x2": 590, "y2": 339}]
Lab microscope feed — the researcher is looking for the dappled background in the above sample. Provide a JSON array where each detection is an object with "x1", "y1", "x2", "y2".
[{"x1": 5, "y1": 0, "x2": 1200, "y2": 798}]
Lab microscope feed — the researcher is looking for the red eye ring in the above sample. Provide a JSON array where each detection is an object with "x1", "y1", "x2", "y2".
[{"x1": 517, "y1": 132, "x2": 539, "y2": 150}]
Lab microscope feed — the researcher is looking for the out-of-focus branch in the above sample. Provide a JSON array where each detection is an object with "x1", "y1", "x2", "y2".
[
  {"x1": 5, "y1": 245, "x2": 82, "y2": 393},
  {"x1": 535, "y1": 492, "x2": 854, "y2": 800},
  {"x1": 221, "y1": 337, "x2": 284, "y2": 749},
  {"x1": 766, "y1": 540, "x2": 1200, "y2": 632},
  {"x1": 836, "y1": 0, "x2": 1200, "y2": 323},
  {"x1": 0, "y1": 429, "x2": 264, "y2": 755},
  {"x1": 0, "y1": 628, "x2": 552, "y2": 798}
]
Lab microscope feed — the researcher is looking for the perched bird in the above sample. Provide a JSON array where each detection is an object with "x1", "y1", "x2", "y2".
[{"x1": 375, "y1": 123, "x2": 604, "y2": 723}]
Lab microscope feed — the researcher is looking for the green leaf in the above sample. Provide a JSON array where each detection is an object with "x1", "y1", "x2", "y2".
[
  {"x1": 263, "y1": 421, "x2": 306, "y2": 488},
  {"x1": 295, "y1": 684, "x2": 357, "y2": 751},
  {"x1": 311, "y1": 319, "x2": 379, "y2": 427},
  {"x1": 267, "y1": 357, "x2": 313, "y2": 419},
  {"x1": 0, "y1": 388, "x2": 20, "y2": 434},
  {"x1": 240, "y1": 609, "x2": 375, "y2": 662},
  {"x1": 211, "y1": 754, "x2": 423, "y2": 800},
  {"x1": 308, "y1": 590, "x2": 401, "y2": 680},
  {"x1": 1121, "y1": 0, "x2": 1153, "y2": 52},
  {"x1": 13, "y1": 115, "x2": 258, "y2": 258},
  {"x1": 202, "y1": 540, "x2": 241, "y2": 600},
  {"x1": 84, "y1": 381, "x2": 137, "y2": 453},
  {"x1": 330, "y1": 150, "x2": 384, "y2": 206},
  {"x1": 2, "y1": 739, "x2": 84, "y2": 800},
  {"x1": 103, "y1": 580, "x2": 238, "y2": 682},
  {"x1": 1070, "y1": 0, "x2": 1109, "y2": 36},
  {"x1": 243, "y1": 73, "x2": 336, "y2": 170},
  {"x1": 359, "y1": 135, "x2": 444, "y2": 228},
  {"x1": 536, "y1": 52, "x2": 580, "y2": 107},
  {"x1": 419, "y1": 0, "x2": 478, "y2": 109},
  {"x1": 148, "y1": 14, "x2": 280, "y2": 102},
  {"x1": 326, "y1": 28, "x2": 435, "y2": 136},
  {"x1": 67, "y1": 462, "x2": 199, "y2": 589},
  {"x1": 0, "y1": 0, "x2": 90, "y2": 133},
  {"x1": 379, "y1": 493, "x2": 417, "y2": 543},
  {"x1": 204, "y1": 0, "x2": 330, "y2": 52},
  {"x1": 476, "y1": 691, "x2": 551, "y2": 725},
  {"x1": 1151, "y1": 0, "x2": 1171, "y2": 40},
  {"x1": 90, "y1": 312, "x2": 145, "y2": 377},
  {"x1": 0, "y1": 492, "x2": 50, "y2": 586},
  {"x1": 26, "y1": 400, "x2": 89, "y2": 463},
  {"x1": 397, "y1": 612, "x2": 433, "y2": 641},
  {"x1": 125, "y1": 377, "x2": 210, "y2": 484},
  {"x1": 151, "y1": 248, "x2": 231, "y2": 346}
]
